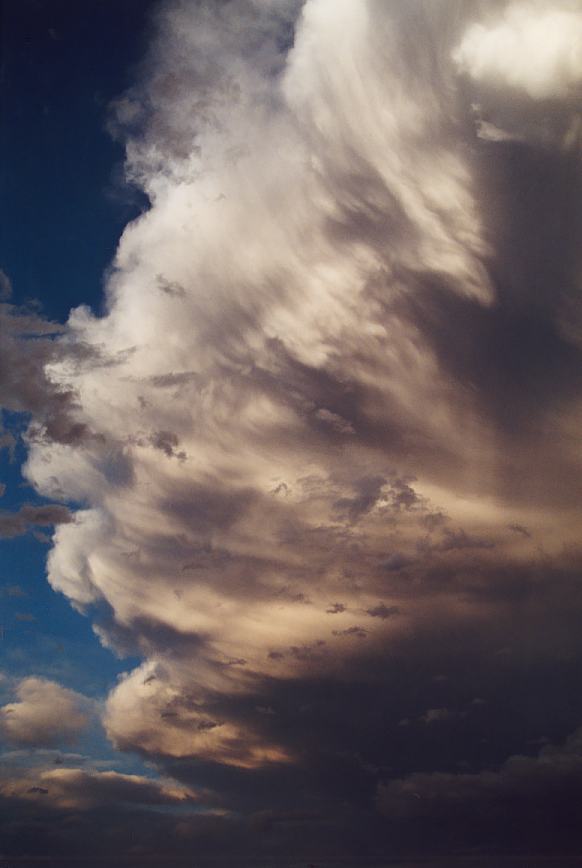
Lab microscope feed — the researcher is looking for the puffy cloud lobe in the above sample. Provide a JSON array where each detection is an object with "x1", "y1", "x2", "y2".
[
  {"x1": 0, "y1": 678, "x2": 92, "y2": 747},
  {"x1": 103, "y1": 662, "x2": 291, "y2": 768},
  {"x1": 453, "y1": 1, "x2": 582, "y2": 99}
]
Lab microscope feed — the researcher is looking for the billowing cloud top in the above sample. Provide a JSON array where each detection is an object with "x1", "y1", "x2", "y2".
[
  {"x1": 454, "y1": 0, "x2": 582, "y2": 99},
  {"x1": 3, "y1": 0, "x2": 582, "y2": 864}
]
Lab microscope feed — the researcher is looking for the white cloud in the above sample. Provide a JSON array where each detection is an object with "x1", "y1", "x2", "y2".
[{"x1": 453, "y1": 1, "x2": 582, "y2": 99}]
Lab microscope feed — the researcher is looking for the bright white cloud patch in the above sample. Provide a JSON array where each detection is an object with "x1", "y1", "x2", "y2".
[
  {"x1": 453, "y1": 1, "x2": 582, "y2": 99},
  {"x1": 0, "y1": 678, "x2": 91, "y2": 747}
]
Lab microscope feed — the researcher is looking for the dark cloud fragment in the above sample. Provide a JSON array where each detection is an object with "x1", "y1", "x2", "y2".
[{"x1": 0, "y1": 503, "x2": 72, "y2": 539}]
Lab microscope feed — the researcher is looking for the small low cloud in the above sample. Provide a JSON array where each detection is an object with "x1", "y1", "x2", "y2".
[
  {"x1": 0, "y1": 503, "x2": 73, "y2": 540},
  {"x1": 0, "y1": 677, "x2": 92, "y2": 747},
  {"x1": 419, "y1": 707, "x2": 457, "y2": 725},
  {"x1": 0, "y1": 268, "x2": 13, "y2": 300},
  {"x1": 366, "y1": 603, "x2": 400, "y2": 620},
  {"x1": 332, "y1": 626, "x2": 368, "y2": 639}
]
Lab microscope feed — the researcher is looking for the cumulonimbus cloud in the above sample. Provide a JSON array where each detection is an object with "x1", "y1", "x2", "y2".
[{"x1": 3, "y1": 2, "x2": 582, "y2": 840}]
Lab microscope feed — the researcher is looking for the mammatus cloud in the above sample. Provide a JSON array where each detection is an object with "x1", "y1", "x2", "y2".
[
  {"x1": 2, "y1": 0, "x2": 582, "y2": 863},
  {"x1": 0, "y1": 677, "x2": 92, "y2": 747}
]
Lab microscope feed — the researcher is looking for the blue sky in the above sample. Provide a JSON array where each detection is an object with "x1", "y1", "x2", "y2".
[{"x1": 1, "y1": 0, "x2": 151, "y2": 321}]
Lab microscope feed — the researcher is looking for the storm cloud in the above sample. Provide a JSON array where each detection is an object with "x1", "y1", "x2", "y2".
[{"x1": 3, "y1": 0, "x2": 582, "y2": 864}]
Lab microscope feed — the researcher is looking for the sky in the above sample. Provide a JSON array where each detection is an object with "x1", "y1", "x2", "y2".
[{"x1": 1, "y1": 0, "x2": 582, "y2": 866}]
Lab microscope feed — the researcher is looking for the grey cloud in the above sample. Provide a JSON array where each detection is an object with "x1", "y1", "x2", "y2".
[
  {"x1": 331, "y1": 626, "x2": 368, "y2": 639},
  {"x1": 419, "y1": 707, "x2": 458, "y2": 725},
  {"x1": 149, "y1": 429, "x2": 187, "y2": 459},
  {"x1": 378, "y1": 723, "x2": 582, "y2": 823},
  {"x1": 0, "y1": 429, "x2": 16, "y2": 460},
  {"x1": 1, "y1": 585, "x2": 27, "y2": 598},
  {"x1": 381, "y1": 553, "x2": 413, "y2": 572},
  {"x1": 366, "y1": 603, "x2": 400, "y2": 619},
  {"x1": 0, "y1": 303, "x2": 101, "y2": 447},
  {"x1": 0, "y1": 503, "x2": 73, "y2": 539},
  {"x1": 333, "y1": 476, "x2": 387, "y2": 523},
  {"x1": 0, "y1": 678, "x2": 92, "y2": 748},
  {"x1": 326, "y1": 602, "x2": 346, "y2": 614},
  {"x1": 438, "y1": 528, "x2": 495, "y2": 552},
  {"x1": 0, "y1": 269, "x2": 13, "y2": 300}
]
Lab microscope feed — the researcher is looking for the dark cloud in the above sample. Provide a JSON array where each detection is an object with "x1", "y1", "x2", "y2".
[
  {"x1": 0, "y1": 503, "x2": 72, "y2": 539},
  {"x1": 366, "y1": 603, "x2": 400, "y2": 619}
]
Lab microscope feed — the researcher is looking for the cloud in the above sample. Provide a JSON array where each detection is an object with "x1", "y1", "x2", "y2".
[
  {"x1": 0, "y1": 767, "x2": 197, "y2": 810},
  {"x1": 366, "y1": 603, "x2": 400, "y2": 619},
  {"x1": 103, "y1": 661, "x2": 291, "y2": 769},
  {"x1": 2, "y1": 2, "x2": 582, "y2": 863},
  {"x1": 10, "y1": 0, "x2": 580, "y2": 777},
  {"x1": 418, "y1": 707, "x2": 457, "y2": 724},
  {"x1": 378, "y1": 723, "x2": 582, "y2": 823},
  {"x1": 0, "y1": 503, "x2": 73, "y2": 539},
  {"x1": 325, "y1": 602, "x2": 346, "y2": 614},
  {"x1": 0, "y1": 269, "x2": 12, "y2": 300},
  {"x1": 453, "y1": 1, "x2": 582, "y2": 99},
  {"x1": 12, "y1": 0, "x2": 506, "y2": 779},
  {"x1": 0, "y1": 677, "x2": 92, "y2": 747},
  {"x1": 0, "y1": 301, "x2": 97, "y2": 447}
]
